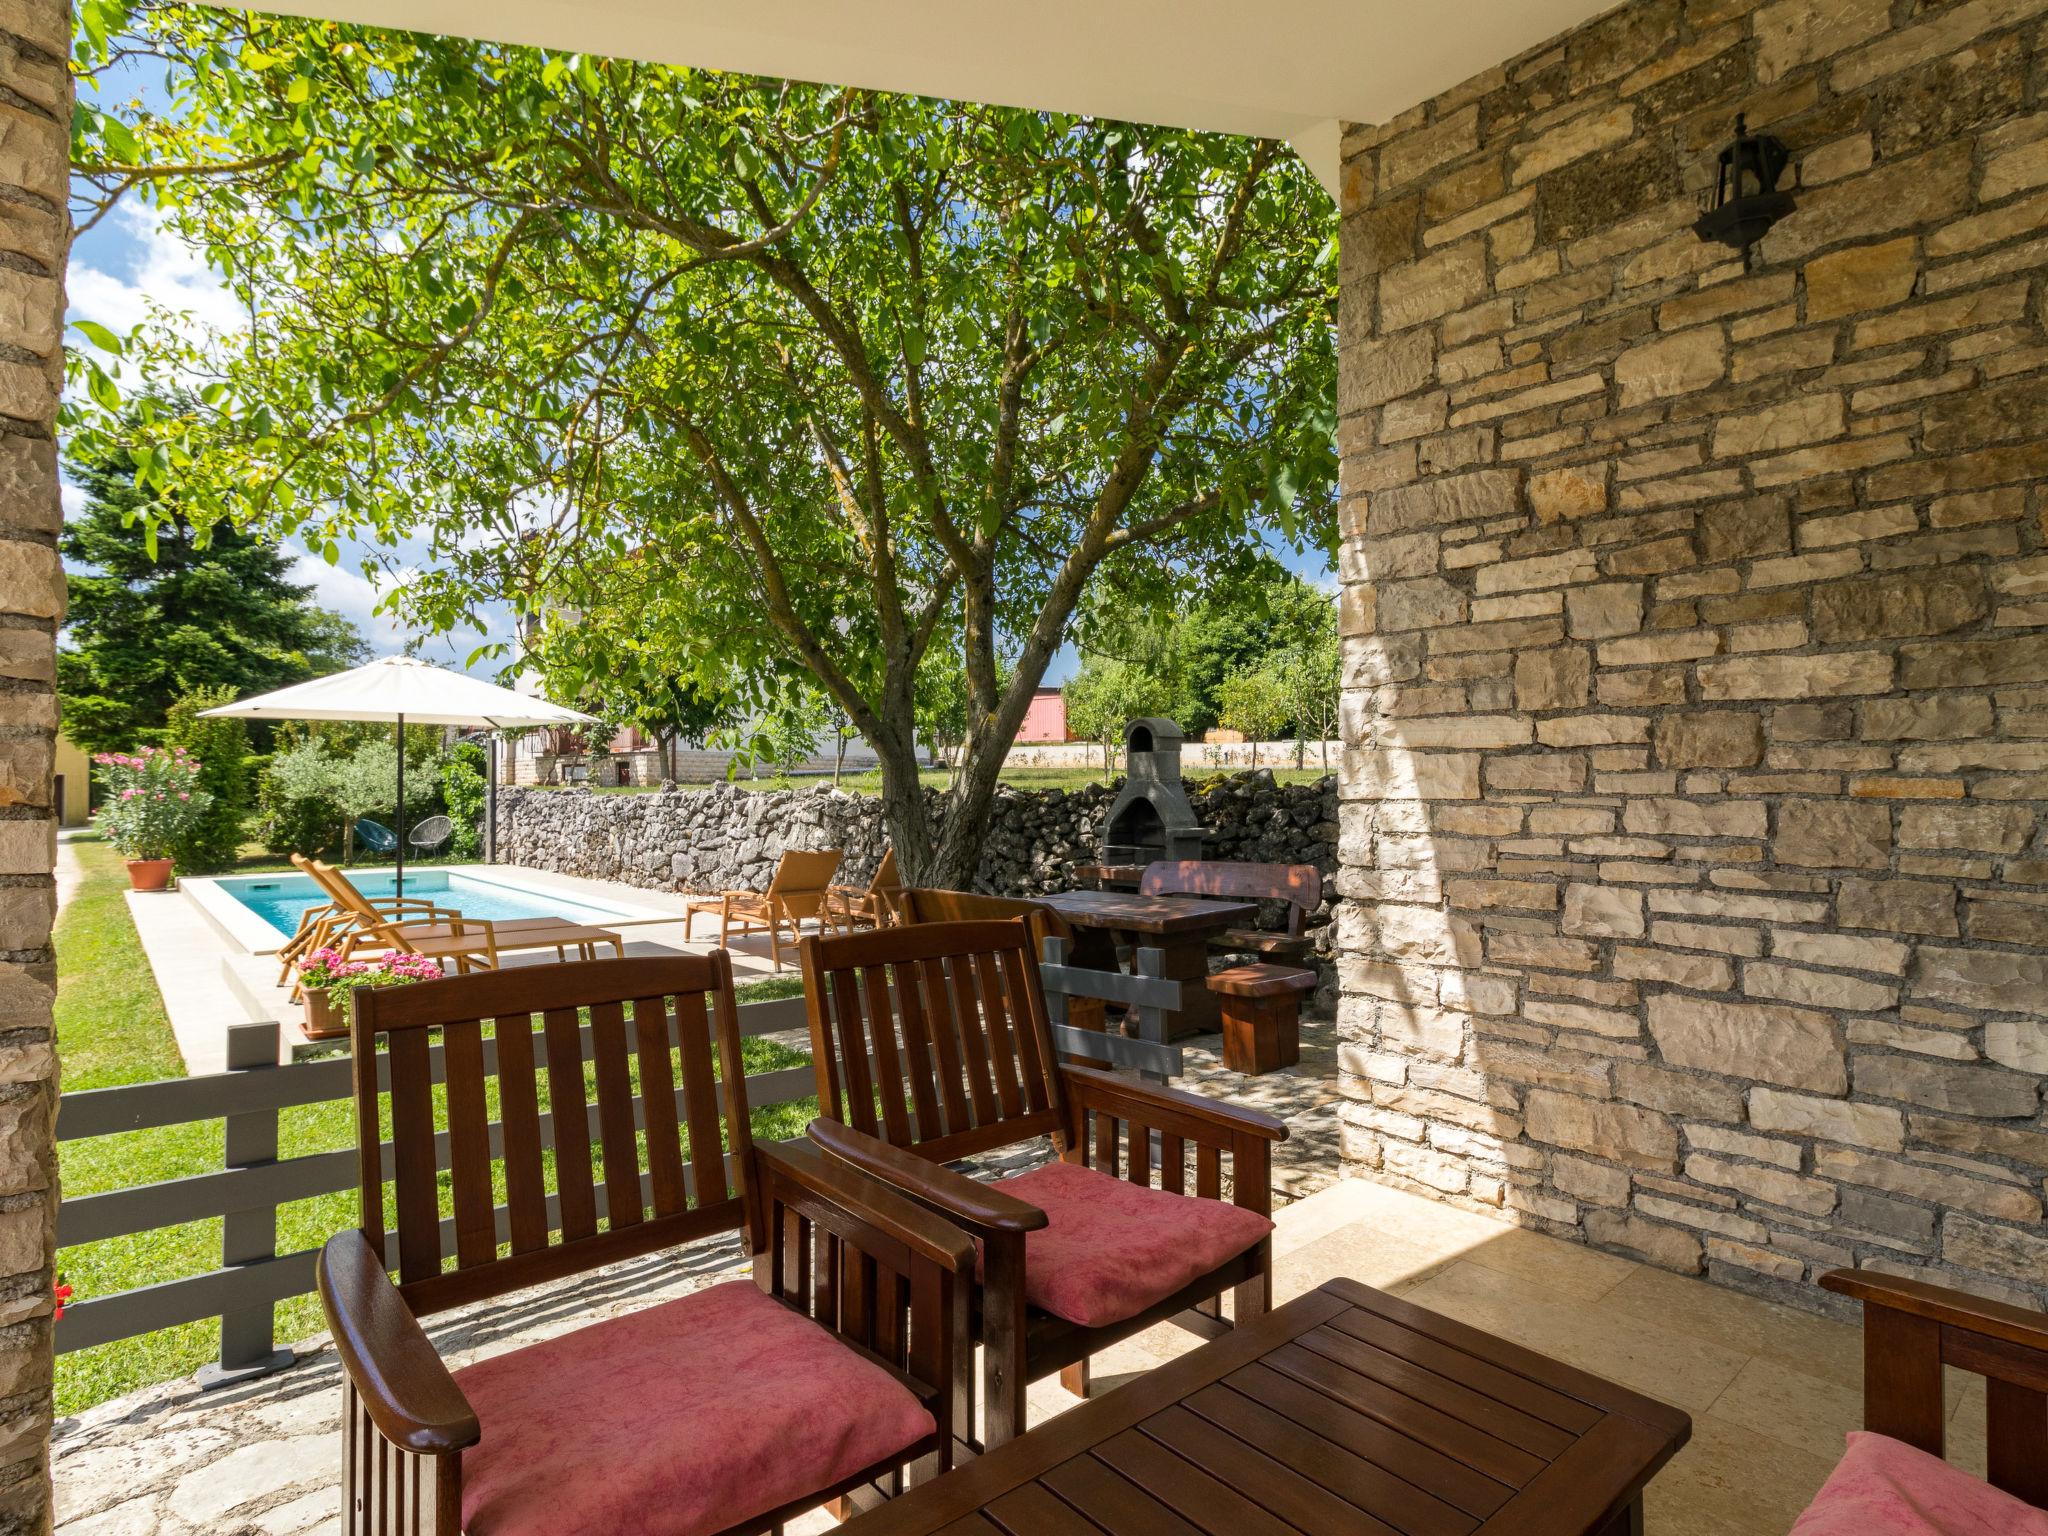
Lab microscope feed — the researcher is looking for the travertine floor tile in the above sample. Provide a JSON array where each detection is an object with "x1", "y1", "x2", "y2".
[
  {"x1": 1400, "y1": 1258, "x2": 1749, "y2": 1413},
  {"x1": 1456, "y1": 1221, "x2": 1636, "y2": 1301},
  {"x1": 1645, "y1": 1414, "x2": 1840, "y2": 1536},
  {"x1": 1705, "y1": 1355, "x2": 1862, "y2": 1464},
  {"x1": 1602, "y1": 1262, "x2": 1864, "y2": 1391}
]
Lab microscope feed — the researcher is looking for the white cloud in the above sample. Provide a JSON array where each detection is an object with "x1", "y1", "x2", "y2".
[
  {"x1": 66, "y1": 201, "x2": 245, "y2": 347},
  {"x1": 290, "y1": 549, "x2": 509, "y2": 678}
]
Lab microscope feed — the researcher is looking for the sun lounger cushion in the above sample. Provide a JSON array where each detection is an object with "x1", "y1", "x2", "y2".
[
  {"x1": 982, "y1": 1158, "x2": 1273, "y2": 1329},
  {"x1": 1791, "y1": 1432, "x2": 2048, "y2": 1536},
  {"x1": 454, "y1": 1279, "x2": 934, "y2": 1536}
]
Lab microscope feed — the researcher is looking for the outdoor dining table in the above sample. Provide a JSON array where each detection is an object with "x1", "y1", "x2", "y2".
[
  {"x1": 836, "y1": 1276, "x2": 1692, "y2": 1536},
  {"x1": 1035, "y1": 888, "x2": 1258, "y2": 1038}
]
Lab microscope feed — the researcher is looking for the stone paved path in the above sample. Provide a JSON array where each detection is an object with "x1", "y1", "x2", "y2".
[{"x1": 53, "y1": 1011, "x2": 1338, "y2": 1534}]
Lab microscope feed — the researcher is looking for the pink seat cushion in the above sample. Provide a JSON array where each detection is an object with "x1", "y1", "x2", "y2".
[
  {"x1": 986, "y1": 1158, "x2": 1273, "y2": 1329},
  {"x1": 1791, "y1": 1432, "x2": 2048, "y2": 1536},
  {"x1": 453, "y1": 1279, "x2": 934, "y2": 1536}
]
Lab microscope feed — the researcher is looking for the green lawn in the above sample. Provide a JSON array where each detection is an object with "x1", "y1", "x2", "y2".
[{"x1": 53, "y1": 837, "x2": 817, "y2": 1414}]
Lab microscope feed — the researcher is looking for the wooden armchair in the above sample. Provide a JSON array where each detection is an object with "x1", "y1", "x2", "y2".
[
  {"x1": 318, "y1": 954, "x2": 973, "y2": 1536},
  {"x1": 1810, "y1": 1269, "x2": 2048, "y2": 1516},
  {"x1": 798, "y1": 918, "x2": 1285, "y2": 1448},
  {"x1": 683, "y1": 848, "x2": 842, "y2": 970}
]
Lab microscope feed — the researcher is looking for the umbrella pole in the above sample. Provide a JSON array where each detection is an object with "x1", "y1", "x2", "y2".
[{"x1": 395, "y1": 715, "x2": 405, "y2": 899}]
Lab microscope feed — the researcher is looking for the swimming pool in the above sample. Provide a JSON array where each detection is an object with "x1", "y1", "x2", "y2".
[{"x1": 193, "y1": 868, "x2": 671, "y2": 951}]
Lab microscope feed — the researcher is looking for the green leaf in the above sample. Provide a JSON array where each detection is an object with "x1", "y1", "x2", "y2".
[{"x1": 72, "y1": 321, "x2": 124, "y2": 355}]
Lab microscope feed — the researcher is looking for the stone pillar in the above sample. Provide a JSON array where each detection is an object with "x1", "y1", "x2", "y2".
[
  {"x1": 0, "y1": 0, "x2": 68, "y2": 1526},
  {"x1": 1336, "y1": 0, "x2": 2048, "y2": 1310}
]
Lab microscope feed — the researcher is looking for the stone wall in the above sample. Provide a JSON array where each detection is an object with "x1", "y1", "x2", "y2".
[
  {"x1": 0, "y1": 0, "x2": 67, "y2": 1526},
  {"x1": 1336, "y1": 0, "x2": 2048, "y2": 1308},
  {"x1": 494, "y1": 771, "x2": 1340, "y2": 960}
]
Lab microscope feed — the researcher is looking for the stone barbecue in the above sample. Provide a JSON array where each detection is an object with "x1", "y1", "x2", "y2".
[{"x1": 1099, "y1": 718, "x2": 1208, "y2": 867}]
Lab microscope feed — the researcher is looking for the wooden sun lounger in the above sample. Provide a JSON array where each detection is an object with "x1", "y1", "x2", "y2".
[
  {"x1": 287, "y1": 855, "x2": 624, "y2": 987},
  {"x1": 682, "y1": 848, "x2": 840, "y2": 970}
]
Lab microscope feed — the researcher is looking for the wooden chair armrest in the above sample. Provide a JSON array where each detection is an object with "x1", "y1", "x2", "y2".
[
  {"x1": 292, "y1": 900, "x2": 348, "y2": 933},
  {"x1": 755, "y1": 1137, "x2": 977, "y2": 1274},
  {"x1": 1821, "y1": 1269, "x2": 2048, "y2": 1354},
  {"x1": 316, "y1": 1228, "x2": 479, "y2": 1456},
  {"x1": 806, "y1": 1119, "x2": 1048, "y2": 1240},
  {"x1": 1059, "y1": 1064, "x2": 1289, "y2": 1146}
]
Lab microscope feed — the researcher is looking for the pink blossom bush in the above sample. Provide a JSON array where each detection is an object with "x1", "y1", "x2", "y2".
[{"x1": 91, "y1": 748, "x2": 213, "y2": 863}]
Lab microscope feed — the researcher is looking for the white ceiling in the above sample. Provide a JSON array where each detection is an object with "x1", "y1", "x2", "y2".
[{"x1": 251, "y1": 0, "x2": 1617, "y2": 196}]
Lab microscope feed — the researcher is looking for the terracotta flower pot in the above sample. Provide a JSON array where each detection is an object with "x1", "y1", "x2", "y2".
[
  {"x1": 125, "y1": 858, "x2": 174, "y2": 892},
  {"x1": 302, "y1": 989, "x2": 349, "y2": 1040}
]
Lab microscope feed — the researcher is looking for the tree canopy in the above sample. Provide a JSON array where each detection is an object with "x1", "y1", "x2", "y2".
[
  {"x1": 57, "y1": 435, "x2": 369, "y2": 755},
  {"x1": 1062, "y1": 562, "x2": 1336, "y2": 763},
  {"x1": 68, "y1": 9, "x2": 1337, "y2": 880}
]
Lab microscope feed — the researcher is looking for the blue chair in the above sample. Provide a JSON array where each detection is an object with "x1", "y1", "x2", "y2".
[{"x1": 353, "y1": 818, "x2": 398, "y2": 855}]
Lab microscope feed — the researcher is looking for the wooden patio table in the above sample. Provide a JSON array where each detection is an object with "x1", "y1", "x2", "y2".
[
  {"x1": 1034, "y1": 889, "x2": 1257, "y2": 1038},
  {"x1": 838, "y1": 1276, "x2": 1692, "y2": 1536}
]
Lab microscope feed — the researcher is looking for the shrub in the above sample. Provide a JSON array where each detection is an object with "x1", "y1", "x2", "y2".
[
  {"x1": 256, "y1": 739, "x2": 344, "y2": 857},
  {"x1": 440, "y1": 741, "x2": 488, "y2": 859},
  {"x1": 92, "y1": 748, "x2": 213, "y2": 864},
  {"x1": 163, "y1": 687, "x2": 252, "y2": 871}
]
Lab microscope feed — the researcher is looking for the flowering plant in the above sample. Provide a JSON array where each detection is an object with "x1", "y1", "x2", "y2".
[
  {"x1": 91, "y1": 747, "x2": 214, "y2": 862},
  {"x1": 298, "y1": 947, "x2": 443, "y2": 1010}
]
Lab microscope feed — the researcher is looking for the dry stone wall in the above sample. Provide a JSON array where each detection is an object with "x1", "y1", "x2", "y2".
[
  {"x1": 1336, "y1": 0, "x2": 2048, "y2": 1309},
  {"x1": 494, "y1": 772, "x2": 1340, "y2": 962},
  {"x1": 0, "y1": 0, "x2": 66, "y2": 1527}
]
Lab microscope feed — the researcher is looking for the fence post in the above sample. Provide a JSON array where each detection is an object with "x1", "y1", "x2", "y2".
[
  {"x1": 196, "y1": 1020, "x2": 296, "y2": 1388},
  {"x1": 1040, "y1": 935, "x2": 1069, "y2": 1030},
  {"x1": 1129, "y1": 947, "x2": 1170, "y2": 1085}
]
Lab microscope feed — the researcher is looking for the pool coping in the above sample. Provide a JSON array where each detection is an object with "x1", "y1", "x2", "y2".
[{"x1": 182, "y1": 864, "x2": 681, "y2": 955}]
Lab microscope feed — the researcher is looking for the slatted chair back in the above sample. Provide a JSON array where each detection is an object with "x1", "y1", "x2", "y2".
[
  {"x1": 350, "y1": 954, "x2": 757, "y2": 1317},
  {"x1": 897, "y1": 887, "x2": 1073, "y2": 950},
  {"x1": 800, "y1": 920, "x2": 1068, "y2": 1164},
  {"x1": 768, "y1": 847, "x2": 843, "y2": 920},
  {"x1": 296, "y1": 855, "x2": 438, "y2": 958},
  {"x1": 1138, "y1": 859, "x2": 1323, "y2": 936}
]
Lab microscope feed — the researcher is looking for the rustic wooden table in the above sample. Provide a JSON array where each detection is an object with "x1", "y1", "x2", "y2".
[
  {"x1": 1035, "y1": 890, "x2": 1258, "y2": 1037},
  {"x1": 839, "y1": 1276, "x2": 1692, "y2": 1536}
]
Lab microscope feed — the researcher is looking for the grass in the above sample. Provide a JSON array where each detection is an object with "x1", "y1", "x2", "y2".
[{"x1": 52, "y1": 837, "x2": 818, "y2": 1415}]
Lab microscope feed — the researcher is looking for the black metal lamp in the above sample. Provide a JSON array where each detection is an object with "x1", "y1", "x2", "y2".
[{"x1": 1693, "y1": 114, "x2": 1795, "y2": 263}]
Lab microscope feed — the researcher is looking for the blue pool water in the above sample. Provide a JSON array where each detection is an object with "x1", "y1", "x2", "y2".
[{"x1": 214, "y1": 870, "x2": 640, "y2": 940}]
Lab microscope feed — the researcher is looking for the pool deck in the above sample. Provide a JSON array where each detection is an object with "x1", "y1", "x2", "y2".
[{"x1": 134, "y1": 864, "x2": 823, "y2": 1072}]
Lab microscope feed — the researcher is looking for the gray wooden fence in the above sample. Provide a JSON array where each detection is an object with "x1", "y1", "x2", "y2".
[{"x1": 55, "y1": 951, "x2": 1179, "y2": 1386}]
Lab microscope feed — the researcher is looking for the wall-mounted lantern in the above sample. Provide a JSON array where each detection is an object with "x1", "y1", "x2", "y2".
[{"x1": 1693, "y1": 114, "x2": 1795, "y2": 263}]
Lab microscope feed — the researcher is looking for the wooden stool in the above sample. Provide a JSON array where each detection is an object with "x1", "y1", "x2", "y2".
[{"x1": 1206, "y1": 964, "x2": 1315, "y2": 1074}]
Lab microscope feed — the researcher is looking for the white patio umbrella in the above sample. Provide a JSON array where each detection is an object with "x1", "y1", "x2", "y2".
[{"x1": 203, "y1": 655, "x2": 597, "y2": 894}]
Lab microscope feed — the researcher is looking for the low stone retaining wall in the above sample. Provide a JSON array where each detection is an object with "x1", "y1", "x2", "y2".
[{"x1": 493, "y1": 771, "x2": 1341, "y2": 970}]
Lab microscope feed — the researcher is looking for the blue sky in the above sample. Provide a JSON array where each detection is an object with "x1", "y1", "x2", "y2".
[{"x1": 64, "y1": 61, "x2": 1331, "y2": 688}]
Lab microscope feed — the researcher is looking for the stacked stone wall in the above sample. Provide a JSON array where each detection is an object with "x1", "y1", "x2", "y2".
[
  {"x1": 0, "y1": 0, "x2": 68, "y2": 1526},
  {"x1": 494, "y1": 772, "x2": 1340, "y2": 964},
  {"x1": 1337, "y1": 0, "x2": 2048, "y2": 1307}
]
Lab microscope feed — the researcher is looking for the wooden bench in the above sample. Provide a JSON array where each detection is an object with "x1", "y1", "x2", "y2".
[
  {"x1": 1206, "y1": 963, "x2": 1315, "y2": 1073},
  {"x1": 1141, "y1": 862, "x2": 1323, "y2": 1070},
  {"x1": 1137, "y1": 858, "x2": 1322, "y2": 962}
]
